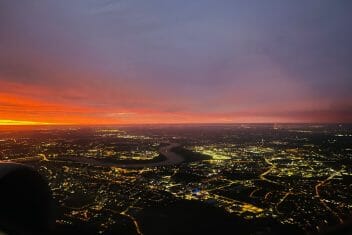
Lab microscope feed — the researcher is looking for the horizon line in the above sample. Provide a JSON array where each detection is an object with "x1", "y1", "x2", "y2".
[{"x1": 0, "y1": 122, "x2": 351, "y2": 127}]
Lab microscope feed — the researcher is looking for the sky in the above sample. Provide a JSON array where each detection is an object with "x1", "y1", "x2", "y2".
[{"x1": 0, "y1": 0, "x2": 352, "y2": 125}]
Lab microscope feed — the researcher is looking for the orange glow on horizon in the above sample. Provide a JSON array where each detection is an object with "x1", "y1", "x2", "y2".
[
  {"x1": 0, "y1": 81, "x2": 351, "y2": 125},
  {"x1": 0, "y1": 119, "x2": 58, "y2": 126}
]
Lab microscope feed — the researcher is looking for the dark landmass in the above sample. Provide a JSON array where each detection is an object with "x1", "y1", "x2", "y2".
[
  {"x1": 135, "y1": 199, "x2": 303, "y2": 235},
  {"x1": 170, "y1": 146, "x2": 212, "y2": 162}
]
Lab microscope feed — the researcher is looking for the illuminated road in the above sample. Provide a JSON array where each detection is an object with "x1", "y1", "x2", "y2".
[
  {"x1": 315, "y1": 170, "x2": 344, "y2": 225},
  {"x1": 259, "y1": 157, "x2": 280, "y2": 185}
]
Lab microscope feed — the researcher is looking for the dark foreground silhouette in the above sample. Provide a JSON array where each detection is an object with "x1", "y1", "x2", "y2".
[{"x1": 0, "y1": 163, "x2": 55, "y2": 235}]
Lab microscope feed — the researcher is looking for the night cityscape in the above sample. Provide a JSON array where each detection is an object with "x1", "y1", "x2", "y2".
[
  {"x1": 0, "y1": 124, "x2": 351, "y2": 234},
  {"x1": 1, "y1": 0, "x2": 352, "y2": 234}
]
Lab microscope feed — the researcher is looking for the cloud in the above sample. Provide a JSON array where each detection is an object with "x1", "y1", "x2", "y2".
[{"x1": 0, "y1": 0, "x2": 351, "y2": 123}]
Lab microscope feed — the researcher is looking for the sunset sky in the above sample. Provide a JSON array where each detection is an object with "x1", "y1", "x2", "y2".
[{"x1": 1, "y1": 0, "x2": 352, "y2": 125}]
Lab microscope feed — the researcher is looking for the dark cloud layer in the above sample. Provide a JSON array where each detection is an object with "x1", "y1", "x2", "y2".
[{"x1": 0, "y1": 0, "x2": 351, "y2": 123}]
